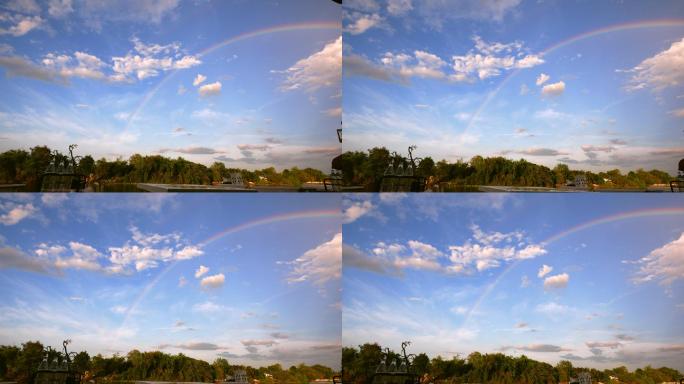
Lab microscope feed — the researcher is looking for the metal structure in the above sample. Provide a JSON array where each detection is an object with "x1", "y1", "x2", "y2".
[
  {"x1": 670, "y1": 158, "x2": 684, "y2": 192},
  {"x1": 40, "y1": 145, "x2": 86, "y2": 192},
  {"x1": 372, "y1": 342, "x2": 420, "y2": 384},
  {"x1": 569, "y1": 372, "x2": 592, "y2": 384},
  {"x1": 379, "y1": 146, "x2": 426, "y2": 192},
  {"x1": 33, "y1": 340, "x2": 81, "y2": 384}
]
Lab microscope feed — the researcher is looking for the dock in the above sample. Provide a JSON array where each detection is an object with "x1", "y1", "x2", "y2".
[{"x1": 137, "y1": 183, "x2": 256, "y2": 192}]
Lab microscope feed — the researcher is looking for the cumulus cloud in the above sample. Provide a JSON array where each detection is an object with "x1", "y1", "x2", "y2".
[
  {"x1": 0, "y1": 202, "x2": 37, "y2": 225},
  {"x1": 632, "y1": 232, "x2": 684, "y2": 286},
  {"x1": 382, "y1": 49, "x2": 449, "y2": 80},
  {"x1": 538, "y1": 264, "x2": 553, "y2": 278},
  {"x1": 452, "y1": 35, "x2": 544, "y2": 80},
  {"x1": 192, "y1": 73, "x2": 206, "y2": 86},
  {"x1": 345, "y1": 12, "x2": 382, "y2": 35},
  {"x1": 344, "y1": 53, "x2": 394, "y2": 82},
  {"x1": 343, "y1": 200, "x2": 373, "y2": 223},
  {"x1": 286, "y1": 233, "x2": 341, "y2": 286},
  {"x1": 543, "y1": 273, "x2": 569, "y2": 290},
  {"x1": 541, "y1": 80, "x2": 565, "y2": 96},
  {"x1": 195, "y1": 265, "x2": 209, "y2": 278},
  {"x1": 536, "y1": 73, "x2": 550, "y2": 86},
  {"x1": 47, "y1": 0, "x2": 73, "y2": 18},
  {"x1": 0, "y1": 14, "x2": 43, "y2": 36},
  {"x1": 387, "y1": 0, "x2": 412, "y2": 15},
  {"x1": 0, "y1": 246, "x2": 49, "y2": 273},
  {"x1": 78, "y1": 0, "x2": 180, "y2": 28},
  {"x1": 111, "y1": 37, "x2": 200, "y2": 81},
  {"x1": 623, "y1": 37, "x2": 684, "y2": 92},
  {"x1": 0, "y1": 37, "x2": 198, "y2": 84},
  {"x1": 347, "y1": 224, "x2": 545, "y2": 276},
  {"x1": 280, "y1": 36, "x2": 341, "y2": 92},
  {"x1": 200, "y1": 273, "x2": 225, "y2": 289},
  {"x1": 198, "y1": 81, "x2": 222, "y2": 97}
]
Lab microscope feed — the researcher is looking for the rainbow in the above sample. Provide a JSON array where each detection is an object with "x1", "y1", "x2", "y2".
[
  {"x1": 118, "y1": 208, "x2": 340, "y2": 332},
  {"x1": 458, "y1": 206, "x2": 684, "y2": 331},
  {"x1": 124, "y1": 21, "x2": 340, "y2": 133},
  {"x1": 463, "y1": 18, "x2": 684, "y2": 136}
]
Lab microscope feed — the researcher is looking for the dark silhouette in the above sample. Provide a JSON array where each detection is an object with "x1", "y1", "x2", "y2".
[{"x1": 342, "y1": 342, "x2": 683, "y2": 384}]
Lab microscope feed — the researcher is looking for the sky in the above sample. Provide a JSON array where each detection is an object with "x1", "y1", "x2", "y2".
[
  {"x1": 343, "y1": 0, "x2": 684, "y2": 174},
  {"x1": 0, "y1": 193, "x2": 342, "y2": 368},
  {"x1": 342, "y1": 193, "x2": 684, "y2": 371},
  {"x1": 0, "y1": 0, "x2": 341, "y2": 171}
]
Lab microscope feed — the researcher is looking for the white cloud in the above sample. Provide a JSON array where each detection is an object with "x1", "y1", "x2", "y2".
[
  {"x1": 343, "y1": 200, "x2": 373, "y2": 224},
  {"x1": 451, "y1": 36, "x2": 544, "y2": 80},
  {"x1": 192, "y1": 301, "x2": 223, "y2": 313},
  {"x1": 536, "y1": 301, "x2": 569, "y2": 316},
  {"x1": 536, "y1": 73, "x2": 550, "y2": 86},
  {"x1": 178, "y1": 276, "x2": 187, "y2": 287},
  {"x1": 543, "y1": 273, "x2": 569, "y2": 290},
  {"x1": 449, "y1": 225, "x2": 546, "y2": 272},
  {"x1": 41, "y1": 193, "x2": 68, "y2": 207},
  {"x1": 382, "y1": 49, "x2": 449, "y2": 80},
  {"x1": 200, "y1": 273, "x2": 225, "y2": 289},
  {"x1": 521, "y1": 275, "x2": 530, "y2": 288},
  {"x1": 287, "y1": 233, "x2": 341, "y2": 286},
  {"x1": 623, "y1": 37, "x2": 684, "y2": 92},
  {"x1": 537, "y1": 264, "x2": 553, "y2": 278},
  {"x1": 195, "y1": 265, "x2": 209, "y2": 278},
  {"x1": 345, "y1": 12, "x2": 382, "y2": 35},
  {"x1": 52, "y1": 242, "x2": 102, "y2": 271},
  {"x1": 4, "y1": 0, "x2": 41, "y2": 14},
  {"x1": 198, "y1": 81, "x2": 221, "y2": 97},
  {"x1": 541, "y1": 81, "x2": 565, "y2": 96},
  {"x1": 281, "y1": 36, "x2": 341, "y2": 92},
  {"x1": 107, "y1": 227, "x2": 203, "y2": 273},
  {"x1": 349, "y1": 224, "x2": 545, "y2": 276},
  {"x1": 345, "y1": 0, "x2": 379, "y2": 12},
  {"x1": 0, "y1": 15, "x2": 43, "y2": 36},
  {"x1": 79, "y1": 0, "x2": 179, "y2": 27},
  {"x1": 670, "y1": 107, "x2": 684, "y2": 118},
  {"x1": 192, "y1": 73, "x2": 206, "y2": 86},
  {"x1": 111, "y1": 38, "x2": 201, "y2": 82},
  {"x1": 47, "y1": 0, "x2": 73, "y2": 18},
  {"x1": 177, "y1": 84, "x2": 186, "y2": 95},
  {"x1": 387, "y1": 0, "x2": 412, "y2": 15},
  {"x1": 632, "y1": 232, "x2": 684, "y2": 286},
  {"x1": 0, "y1": 203, "x2": 37, "y2": 225}
]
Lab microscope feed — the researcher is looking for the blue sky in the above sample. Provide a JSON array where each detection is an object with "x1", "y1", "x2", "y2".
[
  {"x1": 0, "y1": 0, "x2": 341, "y2": 171},
  {"x1": 342, "y1": 194, "x2": 684, "y2": 370},
  {"x1": 343, "y1": 0, "x2": 684, "y2": 174},
  {"x1": 0, "y1": 193, "x2": 341, "y2": 368}
]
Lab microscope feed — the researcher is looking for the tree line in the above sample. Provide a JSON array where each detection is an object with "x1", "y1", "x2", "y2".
[
  {"x1": 0, "y1": 146, "x2": 327, "y2": 191},
  {"x1": 333, "y1": 147, "x2": 674, "y2": 191},
  {"x1": 342, "y1": 343, "x2": 682, "y2": 384},
  {"x1": 0, "y1": 341, "x2": 335, "y2": 384}
]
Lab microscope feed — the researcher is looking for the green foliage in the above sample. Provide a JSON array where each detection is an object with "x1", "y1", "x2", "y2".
[
  {"x1": 0, "y1": 146, "x2": 327, "y2": 191},
  {"x1": 332, "y1": 148, "x2": 674, "y2": 191},
  {"x1": 0, "y1": 342, "x2": 335, "y2": 384},
  {"x1": 342, "y1": 343, "x2": 682, "y2": 384}
]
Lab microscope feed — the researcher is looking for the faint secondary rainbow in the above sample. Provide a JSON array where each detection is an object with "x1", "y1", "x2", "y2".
[
  {"x1": 118, "y1": 208, "x2": 341, "y2": 332},
  {"x1": 124, "y1": 20, "x2": 340, "y2": 132},
  {"x1": 458, "y1": 206, "x2": 684, "y2": 332},
  {"x1": 463, "y1": 18, "x2": 684, "y2": 137}
]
